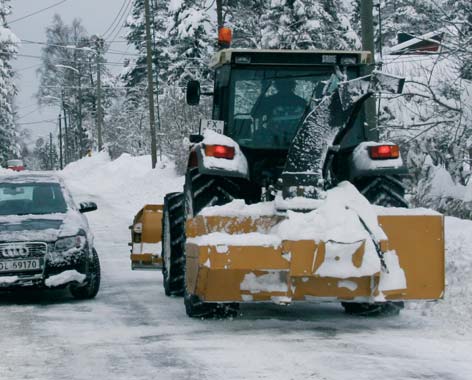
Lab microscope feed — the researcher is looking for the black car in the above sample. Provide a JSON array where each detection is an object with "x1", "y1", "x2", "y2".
[{"x1": 0, "y1": 173, "x2": 100, "y2": 299}]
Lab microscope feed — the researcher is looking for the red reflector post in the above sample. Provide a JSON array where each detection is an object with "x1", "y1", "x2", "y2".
[
  {"x1": 205, "y1": 144, "x2": 235, "y2": 160},
  {"x1": 368, "y1": 145, "x2": 400, "y2": 160}
]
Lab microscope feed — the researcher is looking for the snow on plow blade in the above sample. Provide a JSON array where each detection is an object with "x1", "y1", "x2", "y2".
[
  {"x1": 129, "y1": 205, "x2": 163, "y2": 270},
  {"x1": 185, "y1": 211, "x2": 444, "y2": 303}
]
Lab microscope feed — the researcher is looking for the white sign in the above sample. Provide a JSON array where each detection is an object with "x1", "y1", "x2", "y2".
[{"x1": 200, "y1": 119, "x2": 224, "y2": 135}]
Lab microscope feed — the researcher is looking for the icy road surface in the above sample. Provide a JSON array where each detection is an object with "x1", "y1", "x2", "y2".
[{"x1": 1, "y1": 153, "x2": 471, "y2": 380}]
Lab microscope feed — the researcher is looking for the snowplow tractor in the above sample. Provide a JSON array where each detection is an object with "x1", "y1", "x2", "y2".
[
  {"x1": 133, "y1": 48, "x2": 444, "y2": 318},
  {"x1": 129, "y1": 205, "x2": 163, "y2": 270}
]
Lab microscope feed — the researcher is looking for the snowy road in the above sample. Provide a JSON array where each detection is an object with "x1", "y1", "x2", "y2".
[{"x1": 1, "y1": 154, "x2": 471, "y2": 380}]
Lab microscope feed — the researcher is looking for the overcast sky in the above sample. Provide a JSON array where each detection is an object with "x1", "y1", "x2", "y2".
[{"x1": 9, "y1": 0, "x2": 131, "y2": 144}]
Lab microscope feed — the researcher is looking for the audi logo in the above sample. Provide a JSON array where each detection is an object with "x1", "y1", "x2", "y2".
[{"x1": 0, "y1": 246, "x2": 29, "y2": 258}]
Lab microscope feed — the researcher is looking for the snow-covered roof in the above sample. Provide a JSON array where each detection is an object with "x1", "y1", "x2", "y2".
[
  {"x1": 0, "y1": 172, "x2": 62, "y2": 184},
  {"x1": 387, "y1": 31, "x2": 443, "y2": 55},
  {"x1": 210, "y1": 48, "x2": 372, "y2": 68}
]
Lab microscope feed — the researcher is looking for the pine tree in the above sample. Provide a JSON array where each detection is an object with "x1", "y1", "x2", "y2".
[
  {"x1": 223, "y1": 0, "x2": 267, "y2": 48},
  {"x1": 123, "y1": 0, "x2": 170, "y2": 88},
  {"x1": 0, "y1": 0, "x2": 19, "y2": 165},
  {"x1": 260, "y1": 0, "x2": 358, "y2": 50}
]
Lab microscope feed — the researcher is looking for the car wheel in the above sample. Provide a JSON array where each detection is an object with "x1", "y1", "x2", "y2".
[{"x1": 70, "y1": 248, "x2": 101, "y2": 300}]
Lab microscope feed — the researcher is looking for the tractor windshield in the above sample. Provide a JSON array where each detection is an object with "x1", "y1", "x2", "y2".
[{"x1": 228, "y1": 68, "x2": 334, "y2": 149}]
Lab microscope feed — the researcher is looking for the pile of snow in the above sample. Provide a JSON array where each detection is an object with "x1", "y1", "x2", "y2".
[
  {"x1": 0, "y1": 276, "x2": 19, "y2": 284},
  {"x1": 45, "y1": 270, "x2": 86, "y2": 288},
  {"x1": 200, "y1": 199, "x2": 275, "y2": 217},
  {"x1": 61, "y1": 151, "x2": 183, "y2": 214}
]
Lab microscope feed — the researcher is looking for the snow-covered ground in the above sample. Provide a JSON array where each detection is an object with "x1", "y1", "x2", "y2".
[{"x1": 1, "y1": 152, "x2": 471, "y2": 380}]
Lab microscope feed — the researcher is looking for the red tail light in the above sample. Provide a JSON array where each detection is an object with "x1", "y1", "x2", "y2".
[
  {"x1": 368, "y1": 145, "x2": 400, "y2": 160},
  {"x1": 204, "y1": 145, "x2": 235, "y2": 160}
]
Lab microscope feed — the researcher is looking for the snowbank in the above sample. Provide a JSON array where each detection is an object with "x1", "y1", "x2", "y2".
[
  {"x1": 61, "y1": 151, "x2": 184, "y2": 214},
  {"x1": 413, "y1": 217, "x2": 472, "y2": 334}
]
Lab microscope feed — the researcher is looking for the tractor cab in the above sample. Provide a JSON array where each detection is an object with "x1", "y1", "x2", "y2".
[{"x1": 187, "y1": 48, "x2": 373, "y2": 185}]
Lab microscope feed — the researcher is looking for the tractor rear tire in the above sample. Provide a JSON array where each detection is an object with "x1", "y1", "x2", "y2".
[
  {"x1": 184, "y1": 291, "x2": 239, "y2": 319},
  {"x1": 341, "y1": 301, "x2": 404, "y2": 316},
  {"x1": 162, "y1": 192, "x2": 186, "y2": 297},
  {"x1": 354, "y1": 175, "x2": 408, "y2": 208}
]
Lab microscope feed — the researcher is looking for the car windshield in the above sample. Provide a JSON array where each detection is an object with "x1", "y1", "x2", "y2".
[
  {"x1": 228, "y1": 68, "x2": 334, "y2": 149},
  {"x1": 0, "y1": 182, "x2": 67, "y2": 216},
  {"x1": 7, "y1": 160, "x2": 23, "y2": 167}
]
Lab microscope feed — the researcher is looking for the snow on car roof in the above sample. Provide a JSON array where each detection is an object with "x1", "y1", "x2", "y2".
[{"x1": 0, "y1": 172, "x2": 63, "y2": 184}]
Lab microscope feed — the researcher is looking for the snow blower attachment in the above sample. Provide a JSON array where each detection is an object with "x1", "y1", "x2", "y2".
[
  {"x1": 129, "y1": 205, "x2": 163, "y2": 270},
  {"x1": 185, "y1": 187, "x2": 444, "y2": 308},
  {"x1": 132, "y1": 48, "x2": 444, "y2": 317}
]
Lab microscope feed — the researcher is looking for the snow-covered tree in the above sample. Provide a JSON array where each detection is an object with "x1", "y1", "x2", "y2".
[
  {"x1": 123, "y1": 0, "x2": 170, "y2": 88},
  {"x1": 260, "y1": 0, "x2": 358, "y2": 50},
  {"x1": 165, "y1": 0, "x2": 214, "y2": 86},
  {"x1": 37, "y1": 15, "x2": 116, "y2": 162},
  {"x1": 0, "y1": 0, "x2": 19, "y2": 165},
  {"x1": 103, "y1": 85, "x2": 150, "y2": 159}
]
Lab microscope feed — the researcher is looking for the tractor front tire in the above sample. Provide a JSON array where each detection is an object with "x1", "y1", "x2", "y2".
[
  {"x1": 162, "y1": 192, "x2": 186, "y2": 297},
  {"x1": 184, "y1": 291, "x2": 239, "y2": 319},
  {"x1": 341, "y1": 301, "x2": 404, "y2": 317},
  {"x1": 185, "y1": 167, "x2": 258, "y2": 217}
]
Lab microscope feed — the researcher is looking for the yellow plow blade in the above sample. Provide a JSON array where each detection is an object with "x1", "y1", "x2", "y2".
[{"x1": 185, "y1": 212, "x2": 444, "y2": 303}]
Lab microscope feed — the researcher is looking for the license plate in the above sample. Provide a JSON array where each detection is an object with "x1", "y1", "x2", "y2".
[{"x1": 0, "y1": 258, "x2": 43, "y2": 273}]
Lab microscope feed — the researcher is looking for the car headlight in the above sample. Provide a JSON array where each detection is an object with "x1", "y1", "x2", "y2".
[{"x1": 55, "y1": 235, "x2": 86, "y2": 252}]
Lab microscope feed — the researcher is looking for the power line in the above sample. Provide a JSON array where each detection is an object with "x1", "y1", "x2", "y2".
[
  {"x1": 20, "y1": 39, "x2": 94, "y2": 52},
  {"x1": 8, "y1": 0, "x2": 68, "y2": 24},
  {"x1": 16, "y1": 103, "x2": 39, "y2": 111},
  {"x1": 16, "y1": 63, "x2": 42, "y2": 72},
  {"x1": 17, "y1": 119, "x2": 57, "y2": 126},
  {"x1": 102, "y1": 0, "x2": 130, "y2": 39},
  {"x1": 107, "y1": 0, "x2": 133, "y2": 45},
  {"x1": 16, "y1": 53, "x2": 130, "y2": 66},
  {"x1": 17, "y1": 107, "x2": 43, "y2": 121}
]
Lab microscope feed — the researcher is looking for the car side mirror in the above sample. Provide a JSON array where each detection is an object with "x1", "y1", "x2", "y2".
[
  {"x1": 189, "y1": 134, "x2": 204, "y2": 143},
  {"x1": 186, "y1": 80, "x2": 201, "y2": 105},
  {"x1": 79, "y1": 202, "x2": 97, "y2": 213}
]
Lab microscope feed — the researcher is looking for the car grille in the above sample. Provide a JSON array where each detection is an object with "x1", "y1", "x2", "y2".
[{"x1": 0, "y1": 242, "x2": 48, "y2": 259}]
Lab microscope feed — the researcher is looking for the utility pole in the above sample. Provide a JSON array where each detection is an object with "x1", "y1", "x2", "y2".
[
  {"x1": 58, "y1": 114, "x2": 63, "y2": 170},
  {"x1": 151, "y1": 0, "x2": 163, "y2": 161},
  {"x1": 68, "y1": 112, "x2": 73, "y2": 160},
  {"x1": 144, "y1": 0, "x2": 157, "y2": 168},
  {"x1": 360, "y1": 0, "x2": 379, "y2": 140},
  {"x1": 77, "y1": 64, "x2": 83, "y2": 156},
  {"x1": 216, "y1": 0, "x2": 223, "y2": 30},
  {"x1": 49, "y1": 133, "x2": 54, "y2": 170},
  {"x1": 61, "y1": 91, "x2": 69, "y2": 165},
  {"x1": 93, "y1": 35, "x2": 104, "y2": 151}
]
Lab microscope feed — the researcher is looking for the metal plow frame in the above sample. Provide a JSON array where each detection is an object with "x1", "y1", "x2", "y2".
[{"x1": 129, "y1": 205, "x2": 164, "y2": 270}]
